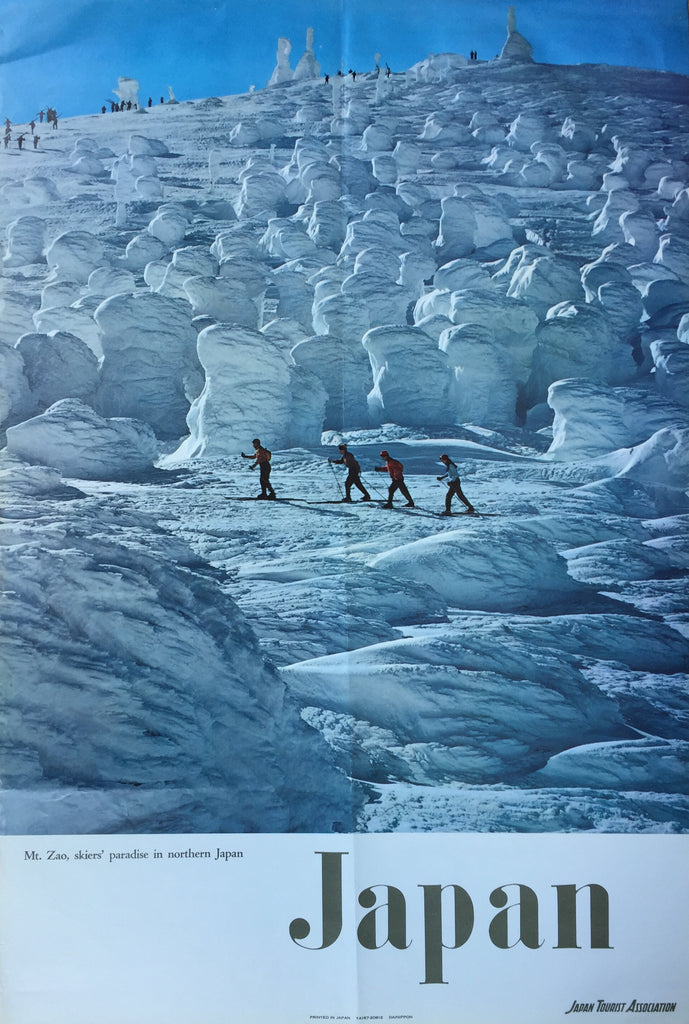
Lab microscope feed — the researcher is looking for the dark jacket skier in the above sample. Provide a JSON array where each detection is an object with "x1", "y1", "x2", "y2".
[
  {"x1": 241, "y1": 439, "x2": 276, "y2": 499},
  {"x1": 375, "y1": 450, "x2": 414, "y2": 508},
  {"x1": 328, "y1": 444, "x2": 371, "y2": 501},
  {"x1": 437, "y1": 454, "x2": 475, "y2": 515}
]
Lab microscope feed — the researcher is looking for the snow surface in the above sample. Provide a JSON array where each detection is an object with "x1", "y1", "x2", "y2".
[{"x1": 1, "y1": 47, "x2": 688, "y2": 834}]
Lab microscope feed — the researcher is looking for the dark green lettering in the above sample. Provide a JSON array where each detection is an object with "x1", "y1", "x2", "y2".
[
  {"x1": 289, "y1": 851, "x2": 347, "y2": 949},
  {"x1": 489, "y1": 884, "x2": 542, "y2": 949}
]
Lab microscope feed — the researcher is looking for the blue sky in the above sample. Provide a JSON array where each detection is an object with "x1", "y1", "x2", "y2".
[{"x1": 0, "y1": 0, "x2": 687, "y2": 121}]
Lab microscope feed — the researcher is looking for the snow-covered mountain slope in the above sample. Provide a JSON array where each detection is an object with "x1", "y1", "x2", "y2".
[{"x1": 1, "y1": 52, "x2": 688, "y2": 833}]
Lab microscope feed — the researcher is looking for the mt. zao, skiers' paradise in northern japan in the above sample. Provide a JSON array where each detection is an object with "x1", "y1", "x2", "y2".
[{"x1": 1, "y1": 6, "x2": 688, "y2": 837}]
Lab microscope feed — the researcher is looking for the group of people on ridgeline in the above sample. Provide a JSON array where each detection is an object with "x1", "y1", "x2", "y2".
[
  {"x1": 102, "y1": 99, "x2": 136, "y2": 113},
  {"x1": 321, "y1": 53, "x2": 479, "y2": 84},
  {"x1": 323, "y1": 62, "x2": 391, "y2": 85},
  {"x1": 100, "y1": 96, "x2": 166, "y2": 114},
  {"x1": 240, "y1": 439, "x2": 476, "y2": 515},
  {"x1": 3, "y1": 113, "x2": 47, "y2": 151}
]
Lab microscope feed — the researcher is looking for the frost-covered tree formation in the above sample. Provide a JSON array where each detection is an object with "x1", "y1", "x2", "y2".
[{"x1": 1, "y1": 13, "x2": 688, "y2": 833}]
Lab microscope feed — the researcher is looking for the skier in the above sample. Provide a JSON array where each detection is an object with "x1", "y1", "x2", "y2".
[
  {"x1": 375, "y1": 450, "x2": 414, "y2": 508},
  {"x1": 33, "y1": 134, "x2": 40, "y2": 150},
  {"x1": 241, "y1": 438, "x2": 276, "y2": 499},
  {"x1": 17, "y1": 133, "x2": 25, "y2": 150},
  {"x1": 328, "y1": 444, "x2": 371, "y2": 502},
  {"x1": 437, "y1": 454, "x2": 475, "y2": 515}
]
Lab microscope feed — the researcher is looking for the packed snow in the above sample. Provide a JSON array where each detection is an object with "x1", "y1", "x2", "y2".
[{"x1": 1, "y1": 17, "x2": 688, "y2": 834}]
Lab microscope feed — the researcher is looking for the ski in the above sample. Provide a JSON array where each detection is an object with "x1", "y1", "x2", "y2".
[
  {"x1": 377, "y1": 504, "x2": 439, "y2": 519},
  {"x1": 224, "y1": 496, "x2": 294, "y2": 502},
  {"x1": 439, "y1": 510, "x2": 499, "y2": 517},
  {"x1": 222, "y1": 496, "x2": 498, "y2": 516}
]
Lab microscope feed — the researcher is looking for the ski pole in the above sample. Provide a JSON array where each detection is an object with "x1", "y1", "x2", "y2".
[
  {"x1": 327, "y1": 459, "x2": 344, "y2": 497},
  {"x1": 360, "y1": 471, "x2": 387, "y2": 498}
]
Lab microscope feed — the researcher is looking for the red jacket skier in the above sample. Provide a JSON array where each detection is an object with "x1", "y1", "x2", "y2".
[{"x1": 375, "y1": 450, "x2": 414, "y2": 508}]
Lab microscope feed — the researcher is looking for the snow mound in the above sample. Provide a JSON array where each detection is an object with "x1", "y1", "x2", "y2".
[
  {"x1": 369, "y1": 520, "x2": 590, "y2": 612},
  {"x1": 45, "y1": 230, "x2": 104, "y2": 283},
  {"x1": 182, "y1": 275, "x2": 258, "y2": 326},
  {"x1": 4, "y1": 399, "x2": 159, "y2": 480},
  {"x1": 283, "y1": 632, "x2": 628, "y2": 785},
  {"x1": 290, "y1": 333, "x2": 371, "y2": 429},
  {"x1": 94, "y1": 292, "x2": 201, "y2": 439},
  {"x1": 533, "y1": 302, "x2": 633, "y2": 403},
  {"x1": 128, "y1": 134, "x2": 170, "y2": 157},
  {"x1": 238, "y1": 567, "x2": 448, "y2": 664},
  {"x1": 440, "y1": 323, "x2": 519, "y2": 427},
  {"x1": 614, "y1": 427, "x2": 689, "y2": 491},
  {"x1": 364, "y1": 325, "x2": 450, "y2": 426},
  {"x1": 32, "y1": 302, "x2": 102, "y2": 360},
  {"x1": 547, "y1": 379, "x2": 685, "y2": 459},
  {"x1": 86, "y1": 265, "x2": 136, "y2": 298},
  {"x1": 651, "y1": 338, "x2": 689, "y2": 409},
  {"x1": 124, "y1": 232, "x2": 167, "y2": 269},
  {"x1": 166, "y1": 322, "x2": 322, "y2": 459},
  {"x1": 147, "y1": 208, "x2": 188, "y2": 248},
  {"x1": 3, "y1": 216, "x2": 46, "y2": 268},
  {"x1": 506, "y1": 250, "x2": 584, "y2": 318},
  {"x1": 532, "y1": 739, "x2": 689, "y2": 792},
  {"x1": 0, "y1": 451, "x2": 85, "y2": 498},
  {"x1": 0, "y1": 494, "x2": 357, "y2": 833},
  {"x1": 0, "y1": 343, "x2": 33, "y2": 426},
  {"x1": 15, "y1": 331, "x2": 99, "y2": 412},
  {"x1": 152, "y1": 246, "x2": 219, "y2": 298}
]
